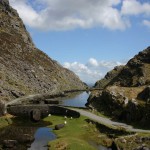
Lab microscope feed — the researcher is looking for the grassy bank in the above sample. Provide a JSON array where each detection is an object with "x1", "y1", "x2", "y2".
[
  {"x1": 44, "y1": 115, "x2": 150, "y2": 150},
  {"x1": 0, "y1": 114, "x2": 149, "y2": 150},
  {"x1": 0, "y1": 114, "x2": 13, "y2": 128},
  {"x1": 44, "y1": 115, "x2": 114, "y2": 150}
]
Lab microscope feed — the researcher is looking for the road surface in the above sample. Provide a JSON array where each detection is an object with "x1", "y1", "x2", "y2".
[{"x1": 70, "y1": 108, "x2": 150, "y2": 133}]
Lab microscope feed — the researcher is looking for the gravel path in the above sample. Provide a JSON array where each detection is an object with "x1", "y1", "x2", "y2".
[
  {"x1": 5, "y1": 94, "x2": 41, "y2": 106},
  {"x1": 70, "y1": 108, "x2": 150, "y2": 133}
]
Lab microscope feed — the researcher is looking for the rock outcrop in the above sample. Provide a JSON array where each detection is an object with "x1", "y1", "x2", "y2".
[
  {"x1": 94, "y1": 65, "x2": 124, "y2": 89},
  {"x1": 137, "y1": 86, "x2": 150, "y2": 102},
  {"x1": 0, "y1": 101, "x2": 5, "y2": 116},
  {"x1": 95, "y1": 47, "x2": 150, "y2": 88},
  {"x1": 0, "y1": 0, "x2": 86, "y2": 102},
  {"x1": 87, "y1": 47, "x2": 150, "y2": 127}
]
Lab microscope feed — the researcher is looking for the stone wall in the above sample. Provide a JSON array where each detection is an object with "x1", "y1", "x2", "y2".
[
  {"x1": 7, "y1": 105, "x2": 80, "y2": 119},
  {"x1": 49, "y1": 106, "x2": 80, "y2": 118},
  {"x1": 7, "y1": 105, "x2": 49, "y2": 118}
]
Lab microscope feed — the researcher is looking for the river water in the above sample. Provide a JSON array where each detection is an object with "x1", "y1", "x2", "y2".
[
  {"x1": 60, "y1": 91, "x2": 89, "y2": 107},
  {"x1": 29, "y1": 92, "x2": 89, "y2": 150},
  {"x1": 28, "y1": 127, "x2": 56, "y2": 150},
  {"x1": 29, "y1": 92, "x2": 111, "y2": 150},
  {"x1": 0, "y1": 92, "x2": 110, "y2": 150}
]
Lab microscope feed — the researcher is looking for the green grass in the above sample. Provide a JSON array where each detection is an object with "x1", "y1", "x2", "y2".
[
  {"x1": 43, "y1": 114, "x2": 133, "y2": 150},
  {"x1": 1, "y1": 114, "x2": 149, "y2": 150},
  {"x1": 86, "y1": 109, "x2": 110, "y2": 119},
  {"x1": 0, "y1": 116, "x2": 12, "y2": 128},
  {"x1": 0, "y1": 117, "x2": 9, "y2": 128},
  {"x1": 44, "y1": 115, "x2": 101, "y2": 150}
]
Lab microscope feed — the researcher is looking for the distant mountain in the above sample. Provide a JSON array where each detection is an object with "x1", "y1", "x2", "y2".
[
  {"x1": 0, "y1": 0, "x2": 87, "y2": 102},
  {"x1": 87, "y1": 47, "x2": 150, "y2": 127}
]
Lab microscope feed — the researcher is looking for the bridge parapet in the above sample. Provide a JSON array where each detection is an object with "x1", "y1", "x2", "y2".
[{"x1": 7, "y1": 105, "x2": 80, "y2": 120}]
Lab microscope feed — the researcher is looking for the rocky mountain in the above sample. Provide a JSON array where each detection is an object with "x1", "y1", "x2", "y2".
[
  {"x1": 95, "y1": 47, "x2": 150, "y2": 88},
  {"x1": 87, "y1": 47, "x2": 150, "y2": 127},
  {"x1": 0, "y1": 0, "x2": 86, "y2": 102},
  {"x1": 94, "y1": 65, "x2": 124, "y2": 89}
]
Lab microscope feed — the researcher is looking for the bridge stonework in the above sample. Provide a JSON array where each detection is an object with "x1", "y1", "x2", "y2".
[
  {"x1": 7, "y1": 105, "x2": 80, "y2": 120},
  {"x1": 7, "y1": 105, "x2": 49, "y2": 119}
]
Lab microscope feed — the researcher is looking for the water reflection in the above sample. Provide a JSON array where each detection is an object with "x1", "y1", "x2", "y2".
[
  {"x1": 0, "y1": 117, "x2": 52, "y2": 150},
  {"x1": 28, "y1": 127, "x2": 56, "y2": 150},
  {"x1": 0, "y1": 92, "x2": 111, "y2": 150},
  {"x1": 60, "y1": 92, "x2": 89, "y2": 107},
  {"x1": 0, "y1": 126, "x2": 36, "y2": 150}
]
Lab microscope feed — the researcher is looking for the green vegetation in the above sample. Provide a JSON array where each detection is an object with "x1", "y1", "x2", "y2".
[
  {"x1": 43, "y1": 115, "x2": 150, "y2": 150},
  {"x1": 0, "y1": 115, "x2": 13, "y2": 128},
  {"x1": 116, "y1": 132, "x2": 150, "y2": 150},
  {"x1": 44, "y1": 115, "x2": 113, "y2": 150},
  {"x1": 0, "y1": 114, "x2": 149, "y2": 150}
]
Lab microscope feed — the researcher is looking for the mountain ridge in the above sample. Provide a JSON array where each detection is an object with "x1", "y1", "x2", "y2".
[
  {"x1": 95, "y1": 47, "x2": 150, "y2": 88},
  {"x1": 0, "y1": 0, "x2": 86, "y2": 102}
]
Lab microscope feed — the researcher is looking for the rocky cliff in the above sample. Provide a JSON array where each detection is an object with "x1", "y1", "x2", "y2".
[
  {"x1": 95, "y1": 47, "x2": 150, "y2": 88},
  {"x1": 94, "y1": 65, "x2": 124, "y2": 89},
  {"x1": 0, "y1": 0, "x2": 86, "y2": 102},
  {"x1": 87, "y1": 47, "x2": 150, "y2": 127}
]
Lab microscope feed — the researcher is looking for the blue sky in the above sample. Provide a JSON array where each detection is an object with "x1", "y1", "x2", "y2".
[{"x1": 9, "y1": 0, "x2": 150, "y2": 84}]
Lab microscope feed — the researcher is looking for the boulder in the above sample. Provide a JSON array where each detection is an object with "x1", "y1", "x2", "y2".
[
  {"x1": 30, "y1": 109, "x2": 41, "y2": 122},
  {"x1": 55, "y1": 124, "x2": 65, "y2": 130},
  {"x1": 137, "y1": 86, "x2": 150, "y2": 102}
]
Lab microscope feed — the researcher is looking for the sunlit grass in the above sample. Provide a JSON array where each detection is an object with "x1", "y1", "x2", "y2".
[{"x1": 44, "y1": 115, "x2": 98, "y2": 150}]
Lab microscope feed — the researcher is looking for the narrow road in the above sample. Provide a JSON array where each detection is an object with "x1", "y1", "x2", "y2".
[
  {"x1": 5, "y1": 94, "x2": 41, "y2": 106},
  {"x1": 70, "y1": 108, "x2": 150, "y2": 133},
  {"x1": 6, "y1": 96, "x2": 150, "y2": 133}
]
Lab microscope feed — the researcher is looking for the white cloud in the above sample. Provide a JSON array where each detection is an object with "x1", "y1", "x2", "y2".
[
  {"x1": 9, "y1": 0, "x2": 150, "y2": 31},
  {"x1": 9, "y1": 0, "x2": 130, "y2": 31},
  {"x1": 88, "y1": 58, "x2": 99, "y2": 67},
  {"x1": 9, "y1": 0, "x2": 43, "y2": 29},
  {"x1": 121, "y1": 0, "x2": 150, "y2": 16},
  {"x1": 143, "y1": 20, "x2": 150, "y2": 28},
  {"x1": 64, "y1": 61, "x2": 102, "y2": 84},
  {"x1": 63, "y1": 58, "x2": 126, "y2": 84}
]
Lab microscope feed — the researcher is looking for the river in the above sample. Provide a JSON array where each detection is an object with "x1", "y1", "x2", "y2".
[
  {"x1": 29, "y1": 92, "x2": 111, "y2": 150},
  {"x1": 60, "y1": 91, "x2": 89, "y2": 107},
  {"x1": 29, "y1": 92, "x2": 89, "y2": 150},
  {"x1": 28, "y1": 127, "x2": 56, "y2": 150},
  {"x1": 0, "y1": 92, "x2": 110, "y2": 150}
]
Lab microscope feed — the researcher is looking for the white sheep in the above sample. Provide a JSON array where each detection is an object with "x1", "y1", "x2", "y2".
[{"x1": 64, "y1": 121, "x2": 67, "y2": 124}]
